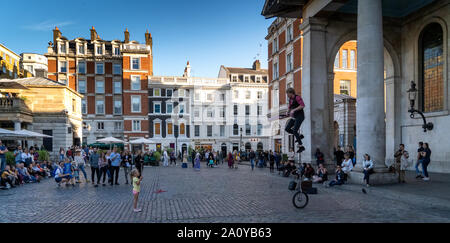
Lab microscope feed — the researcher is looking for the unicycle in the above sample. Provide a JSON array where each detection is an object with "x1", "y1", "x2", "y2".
[{"x1": 292, "y1": 175, "x2": 309, "y2": 209}]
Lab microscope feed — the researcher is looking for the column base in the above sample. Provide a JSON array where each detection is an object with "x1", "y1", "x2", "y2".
[{"x1": 347, "y1": 171, "x2": 398, "y2": 185}]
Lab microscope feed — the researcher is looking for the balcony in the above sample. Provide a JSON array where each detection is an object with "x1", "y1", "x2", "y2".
[
  {"x1": 121, "y1": 44, "x2": 151, "y2": 54},
  {"x1": 0, "y1": 98, "x2": 33, "y2": 123}
]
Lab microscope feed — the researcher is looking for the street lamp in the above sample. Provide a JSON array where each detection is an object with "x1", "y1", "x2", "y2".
[
  {"x1": 407, "y1": 81, "x2": 433, "y2": 132},
  {"x1": 240, "y1": 127, "x2": 243, "y2": 153}
]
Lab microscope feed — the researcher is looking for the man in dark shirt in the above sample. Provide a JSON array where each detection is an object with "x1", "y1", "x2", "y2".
[
  {"x1": 334, "y1": 146, "x2": 345, "y2": 166},
  {"x1": 285, "y1": 88, "x2": 305, "y2": 153},
  {"x1": 416, "y1": 142, "x2": 424, "y2": 178}
]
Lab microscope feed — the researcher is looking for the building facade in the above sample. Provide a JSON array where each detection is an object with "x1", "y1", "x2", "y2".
[
  {"x1": 147, "y1": 61, "x2": 270, "y2": 155},
  {"x1": 266, "y1": 17, "x2": 358, "y2": 155},
  {"x1": 45, "y1": 27, "x2": 153, "y2": 145},
  {"x1": 262, "y1": 0, "x2": 450, "y2": 180},
  {"x1": 146, "y1": 63, "x2": 192, "y2": 153},
  {"x1": 20, "y1": 53, "x2": 48, "y2": 77},
  {"x1": 218, "y1": 60, "x2": 270, "y2": 153},
  {"x1": 0, "y1": 77, "x2": 83, "y2": 159},
  {"x1": 0, "y1": 43, "x2": 23, "y2": 79}
]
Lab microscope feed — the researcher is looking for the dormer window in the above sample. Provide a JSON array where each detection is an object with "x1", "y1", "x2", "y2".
[
  {"x1": 97, "y1": 45, "x2": 103, "y2": 55},
  {"x1": 114, "y1": 47, "x2": 120, "y2": 56},
  {"x1": 78, "y1": 44, "x2": 85, "y2": 54},
  {"x1": 232, "y1": 75, "x2": 238, "y2": 82},
  {"x1": 60, "y1": 43, "x2": 66, "y2": 53},
  {"x1": 244, "y1": 76, "x2": 250, "y2": 82}
]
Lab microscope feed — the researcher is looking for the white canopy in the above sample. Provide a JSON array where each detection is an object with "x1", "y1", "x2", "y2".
[
  {"x1": 0, "y1": 128, "x2": 20, "y2": 137},
  {"x1": 96, "y1": 137, "x2": 124, "y2": 144},
  {"x1": 128, "y1": 138, "x2": 157, "y2": 144},
  {"x1": 15, "y1": 129, "x2": 52, "y2": 138}
]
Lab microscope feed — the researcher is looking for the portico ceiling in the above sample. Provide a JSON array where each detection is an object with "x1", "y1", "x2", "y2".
[{"x1": 261, "y1": 0, "x2": 437, "y2": 19}]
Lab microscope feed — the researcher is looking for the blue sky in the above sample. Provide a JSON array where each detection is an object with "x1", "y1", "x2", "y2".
[{"x1": 2, "y1": 0, "x2": 272, "y2": 77}]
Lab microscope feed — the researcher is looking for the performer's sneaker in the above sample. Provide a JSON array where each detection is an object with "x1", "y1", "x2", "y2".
[{"x1": 297, "y1": 146, "x2": 305, "y2": 153}]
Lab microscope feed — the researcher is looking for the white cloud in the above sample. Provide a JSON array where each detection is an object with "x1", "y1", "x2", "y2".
[{"x1": 22, "y1": 20, "x2": 74, "y2": 31}]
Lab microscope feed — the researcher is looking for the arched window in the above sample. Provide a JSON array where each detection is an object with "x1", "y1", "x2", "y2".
[
  {"x1": 257, "y1": 142, "x2": 263, "y2": 151},
  {"x1": 420, "y1": 23, "x2": 444, "y2": 112},
  {"x1": 245, "y1": 142, "x2": 252, "y2": 151}
]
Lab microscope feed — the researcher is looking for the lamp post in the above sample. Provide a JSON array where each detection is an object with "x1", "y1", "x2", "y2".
[
  {"x1": 407, "y1": 81, "x2": 434, "y2": 132},
  {"x1": 240, "y1": 127, "x2": 243, "y2": 153}
]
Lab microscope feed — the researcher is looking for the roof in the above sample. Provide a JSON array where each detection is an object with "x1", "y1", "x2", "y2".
[
  {"x1": 222, "y1": 67, "x2": 268, "y2": 75},
  {"x1": 261, "y1": 0, "x2": 307, "y2": 19},
  {"x1": 1, "y1": 77, "x2": 64, "y2": 86}
]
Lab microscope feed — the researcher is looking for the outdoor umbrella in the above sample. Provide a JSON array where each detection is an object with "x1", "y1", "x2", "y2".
[
  {"x1": 15, "y1": 129, "x2": 52, "y2": 138},
  {"x1": 129, "y1": 138, "x2": 157, "y2": 152},
  {"x1": 96, "y1": 137, "x2": 124, "y2": 149}
]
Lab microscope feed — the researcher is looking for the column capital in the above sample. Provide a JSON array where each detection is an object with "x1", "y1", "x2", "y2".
[{"x1": 299, "y1": 17, "x2": 328, "y2": 34}]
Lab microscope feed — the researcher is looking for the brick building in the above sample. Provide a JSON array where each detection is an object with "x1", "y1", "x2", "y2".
[
  {"x1": 266, "y1": 18, "x2": 357, "y2": 155},
  {"x1": 45, "y1": 27, "x2": 153, "y2": 145}
]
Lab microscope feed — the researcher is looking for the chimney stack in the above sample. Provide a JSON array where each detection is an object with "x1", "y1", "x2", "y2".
[
  {"x1": 145, "y1": 29, "x2": 152, "y2": 48},
  {"x1": 90, "y1": 26, "x2": 98, "y2": 40},
  {"x1": 124, "y1": 28, "x2": 130, "y2": 43},
  {"x1": 252, "y1": 60, "x2": 261, "y2": 70},
  {"x1": 53, "y1": 26, "x2": 62, "y2": 49}
]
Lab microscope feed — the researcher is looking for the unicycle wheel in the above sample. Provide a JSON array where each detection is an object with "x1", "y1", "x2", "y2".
[{"x1": 292, "y1": 191, "x2": 309, "y2": 209}]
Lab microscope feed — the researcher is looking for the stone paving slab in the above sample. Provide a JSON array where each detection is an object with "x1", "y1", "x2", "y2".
[{"x1": 1, "y1": 163, "x2": 450, "y2": 223}]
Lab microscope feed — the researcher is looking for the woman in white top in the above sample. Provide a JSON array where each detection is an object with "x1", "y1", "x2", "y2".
[
  {"x1": 341, "y1": 152, "x2": 353, "y2": 174},
  {"x1": 74, "y1": 150, "x2": 88, "y2": 183},
  {"x1": 22, "y1": 148, "x2": 34, "y2": 167},
  {"x1": 163, "y1": 150, "x2": 169, "y2": 167},
  {"x1": 400, "y1": 151, "x2": 412, "y2": 183},
  {"x1": 362, "y1": 154, "x2": 374, "y2": 187}
]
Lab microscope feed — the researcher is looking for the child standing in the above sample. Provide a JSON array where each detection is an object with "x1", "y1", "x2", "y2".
[{"x1": 131, "y1": 169, "x2": 143, "y2": 212}]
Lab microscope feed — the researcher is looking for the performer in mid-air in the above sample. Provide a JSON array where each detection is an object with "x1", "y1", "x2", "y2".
[{"x1": 285, "y1": 88, "x2": 305, "y2": 153}]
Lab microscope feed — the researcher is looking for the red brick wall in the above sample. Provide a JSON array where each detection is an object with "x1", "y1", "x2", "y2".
[
  {"x1": 48, "y1": 75, "x2": 57, "y2": 81},
  {"x1": 293, "y1": 19, "x2": 302, "y2": 38},
  {"x1": 87, "y1": 96, "x2": 95, "y2": 114},
  {"x1": 105, "y1": 96, "x2": 113, "y2": 114},
  {"x1": 48, "y1": 60, "x2": 57, "y2": 73},
  {"x1": 69, "y1": 61, "x2": 76, "y2": 74},
  {"x1": 122, "y1": 93, "x2": 148, "y2": 116},
  {"x1": 279, "y1": 30, "x2": 286, "y2": 49},
  {"x1": 124, "y1": 120, "x2": 131, "y2": 131},
  {"x1": 105, "y1": 77, "x2": 112, "y2": 94},
  {"x1": 279, "y1": 51, "x2": 286, "y2": 77},
  {"x1": 87, "y1": 76, "x2": 95, "y2": 93},
  {"x1": 105, "y1": 62, "x2": 112, "y2": 75},
  {"x1": 268, "y1": 42, "x2": 273, "y2": 58},
  {"x1": 87, "y1": 61, "x2": 95, "y2": 74},
  {"x1": 268, "y1": 60, "x2": 273, "y2": 84},
  {"x1": 268, "y1": 86, "x2": 272, "y2": 110},
  {"x1": 294, "y1": 39, "x2": 302, "y2": 69},
  {"x1": 69, "y1": 76, "x2": 76, "y2": 90},
  {"x1": 123, "y1": 56, "x2": 130, "y2": 70},
  {"x1": 294, "y1": 70, "x2": 302, "y2": 95},
  {"x1": 279, "y1": 78, "x2": 286, "y2": 106}
]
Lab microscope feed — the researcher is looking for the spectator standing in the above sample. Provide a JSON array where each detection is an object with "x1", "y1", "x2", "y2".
[
  {"x1": 394, "y1": 144, "x2": 405, "y2": 183},
  {"x1": 109, "y1": 147, "x2": 121, "y2": 185},
  {"x1": 89, "y1": 148, "x2": 100, "y2": 187},
  {"x1": 421, "y1": 143, "x2": 432, "y2": 181},
  {"x1": 134, "y1": 150, "x2": 143, "y2": 174},
  {"x1": 362, "y1": 154, "x2": 374, "y2": 187},
  {"x1": 347, "y1": 145, "x2": 356, "y2": 166},
  {"x1": 14, "y1": 145, "x2": 24, "y2": 165},
  {"x1": 334, "y1": 146, "x2": 345, "y2": 167},
  {"x1": 98, "y1": 152, "x2": 108, "y2": 186},
  {"x1": 131, "y1": 169, "x2": 143, "y2": 212},
  {"x1": 315, "y1": 148, "x2": 325, "y2": 167},
  {"x1": 249, "y1": 149, "x2": 256, "y2": 171},
  {"x1": 400, "y1": 151, "x2": 412, "y2": 183},
  {"x1": 74, "y1": 150, "x2": 88, "y2": 183},
  {"x1": 121, "y1": 151, "x2": 132, "y2": 184},
  {"x1": 416, "y1": 142, "x2": 424, "y2": 178},
  {"x1": 0, "y1": 140, "x2": 9, "y2": 172},
  {"x1": 269, "y1": 150, "x2": 275, "y2": 173}
]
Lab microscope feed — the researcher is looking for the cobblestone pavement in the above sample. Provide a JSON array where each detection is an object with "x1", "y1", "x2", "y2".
[{"x1": 1, "y1": 162, "x2": 450, "y2": 223}]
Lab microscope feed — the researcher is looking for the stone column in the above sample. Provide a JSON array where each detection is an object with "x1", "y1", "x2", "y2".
[
  {"x1": 14, "y1": 121, "x2": 21, "y2": 131},
  {"x1": 356, "y1": 0, "x2": 386, "y2": 170},
  {"x1": 300, "y1": 17, "x2": 334, "y2": 168}
]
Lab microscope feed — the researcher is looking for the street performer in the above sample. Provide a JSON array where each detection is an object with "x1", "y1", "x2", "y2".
[{"x1": 285, "y1": 88, "x2": 305, "y2": 153}]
